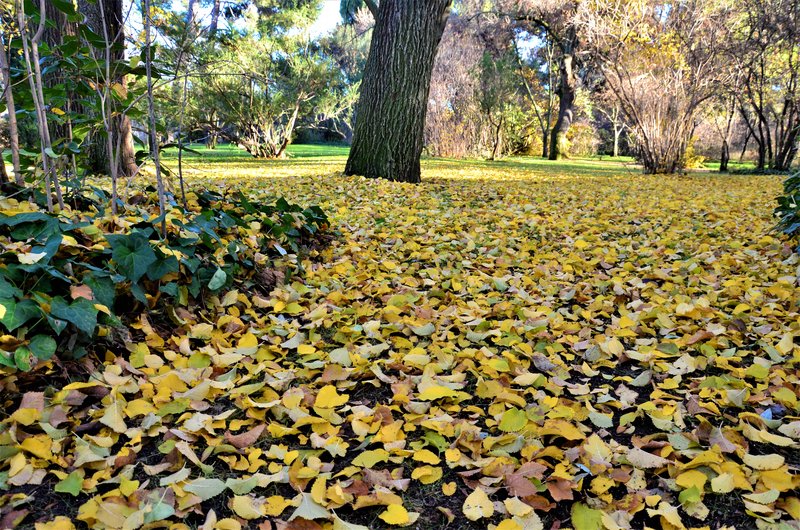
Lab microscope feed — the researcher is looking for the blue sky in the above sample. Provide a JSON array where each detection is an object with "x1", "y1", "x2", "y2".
[{"x1": 310, "y1": 0, "x2": 342, "y2": 37}]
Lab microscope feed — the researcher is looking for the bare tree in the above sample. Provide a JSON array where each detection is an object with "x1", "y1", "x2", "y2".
[
  {"x1": 498, "y1": 0, "x2": 589, "y2": 160},
  {"x1": 588, "y1": 0, "x2": 734, "y2": 174},
  {"x1": 737, "y1": 0, "x2": 799, "y2": 171},
  {"x1": 594, "y1": 88, "x2": 626, "y2": 157}
]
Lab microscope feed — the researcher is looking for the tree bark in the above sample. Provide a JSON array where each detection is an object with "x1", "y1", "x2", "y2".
[
  {"x1": 79, "y1": 0, "x2": 137, "y2": 178},
  {"x1": 0, "y1": 154, "x2": 7, "y2": 184},
  {"x1": 344, "y1": 0, "x2": 452, "y2": 183},
  {"x1": 549, "y1": 51, "x2": 576, "y2": 160},
  {"x1": 209, "y1": 0, "x2": 222, "y2": 35},
  {"x1": 719, "y1": 139, "x2": 730, "y2": 172},
  {"x1": 0, "y1": 30, "x2": 22, "y2": 184}
]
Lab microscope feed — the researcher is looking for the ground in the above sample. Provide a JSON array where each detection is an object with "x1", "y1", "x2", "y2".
[{"x1": 2, "y1": 147, "x2": 799, "y2": 530}]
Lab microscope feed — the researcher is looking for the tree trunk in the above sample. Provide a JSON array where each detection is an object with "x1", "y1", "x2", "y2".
[
  {"x1": 344, "y1": 0, "x2": 452, "y2": 183},
  {"x1": 541, "y1": 130, "x2": 549, "y2": 158},
  {"x1": 613, "y1": 125, "x2": 621, "y2": 157},
  {"x1": 78, "y1": 0, "x2": 137, "y2": 178},
  {"x1": 0, "y1": 30, "x2": 22, "y2": 184},
  {"x1": 275, "y1": 99, "x2": 302, "y2": 159},
  {"x1": 719, "y1": 139, "x2": 729, "y2": 172},
  {"x1": 209, "y1": 0, "x2": 222, "y2": 35},
  {"x1": 549, "y1": 51, "x2": 576, "y2": 160}
]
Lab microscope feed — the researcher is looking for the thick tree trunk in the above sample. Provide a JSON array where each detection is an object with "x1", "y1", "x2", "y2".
[
  {"x1": 79, "y1": 0, "x2": 137, "y2": 178},
  {"x1": 344, "y1": 0, "x2": 452, "y2": 183},
  {"x1": 719, "y1": 139, "x2": 729, "y2": 172},
  {"x1": 612, "y1": 124, "x2": 621, "y2": 157},
  {"x1": 549, "y1": 52, "x2": 576, "y2": 160}
]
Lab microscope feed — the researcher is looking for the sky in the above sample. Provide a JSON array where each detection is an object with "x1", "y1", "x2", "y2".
[{"x1": 310, "y1": 0, "x2": 343, "y2": 38}]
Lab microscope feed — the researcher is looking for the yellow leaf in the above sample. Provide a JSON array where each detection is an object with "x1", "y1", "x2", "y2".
[
  {"x1": 315, "y1": 385, "x2": 349, "y2": 408},
  {"x1": 606, "y1": 338, "x2": 624, "y2": 356},
  {"x1": 379, "y1": 504, "x2": 410, "y2": 526},
  {"x1": 675, "y1": 469, "x2": 708, "y2": 490},
  {"x1": 119, "y1": 478, "x2": 139, "y2": 496},
  {"x1": 442, "y1": 482, "x2": 456, "y2": 496},
  {"x1": 231, "y1": 496, "x2": 264, "y2": 520},
  {"x1": 776, "y1": 333, "x2": 794, "y2": 355},
  {"x1": 417, "y1": 385, "x2": 459, "y2": 401},
  {"x1": 10, "y1": 408, "x2": 41, "y2": 426},
  {"x1": 743, "y1": 453, "x2": 785, "y2": 471},
  {"x1": 463, "y1": 487, "x2": 494, "y2": 521},
  {"x1": 496, "y1": 520, "x2": 523, "y2": 530},
  {"x1": 215, "y1": 519, "x2": 242, "y2": 530},
  {"x1": 263, "y1": 495, "x2": 291, "y2": 517},
  {"x1": 311, "y1": 476, "x2": 327, "y2": 504},
  {"x1": 352, "y1": 449, "x2": 390, "y2": 467},
  {"x1": 298, "y1": 344, "x2": 316, "y2": 355},
  {"x1": 504, "y1": 497, "x2": 533, "y2": 517},
  {"x1": 34, "y1": 516, "x2": 75, "y2": 530},
  {"x1": 710, "y1": 473, "x2": 735, "y2": 493},
  {"x1": 412, "y1": 449, "x2": 441, "y2": 465},
  {"x1": 20, "y1": 436, "x2": 52, "y2": 460},
  {"x1": 100, "y1": 394, "x2": 127, "y2": 433},
  {"x1": 759, "y1": 468, "x2": 794, "y2": 492},
  {"x1": 410, "y1": 465, "x2": 442, "y2": 484}
]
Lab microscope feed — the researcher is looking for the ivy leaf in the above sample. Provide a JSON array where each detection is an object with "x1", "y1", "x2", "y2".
[
  {"x1": 50, "y1": 297, "x2": 98, "y2": 335},
  {"x1": 14, "y1": 346, "x2": 33, "y2": 371},
  {"x1": 208, "y1": 267, "x2": 227, "y2": 291},
  {"x1": 106, "y1": 232, "x2": 157, "y2": 282},
  {"x1": 28, "y1": 335, "x2": 57, "y2": 360}
]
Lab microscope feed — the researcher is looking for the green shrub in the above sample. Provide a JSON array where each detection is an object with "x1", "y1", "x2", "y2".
[
  {"x1": 0, "y1": 191, "x2": 329, "y2": 371},
  {"x1": 776, "y1": 170, "x2": 800, "y2": 239}
]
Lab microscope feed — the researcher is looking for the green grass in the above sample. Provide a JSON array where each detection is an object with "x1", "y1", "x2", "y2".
[
  {"x1": 160, "y1": 143, "x2": 648, "y2": 178},
  {"x1": 7, "y1": 143, "x2": 785, "y2": 182},
  {"x1": 160, "y1": 142, "x2": 350, "y2": 162}
]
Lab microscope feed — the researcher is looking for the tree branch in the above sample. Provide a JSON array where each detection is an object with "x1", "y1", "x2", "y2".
[{"x1": 363, "y1": 0, "x2": 378, "y2": 18}]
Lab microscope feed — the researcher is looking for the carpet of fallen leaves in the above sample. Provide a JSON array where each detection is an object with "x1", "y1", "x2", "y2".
[{"x1": 2, "y1": 159, "x2": 800, "y2": 530}]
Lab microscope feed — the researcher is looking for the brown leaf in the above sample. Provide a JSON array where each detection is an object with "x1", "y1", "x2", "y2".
[
  {"x1": 278, "y1": 520, "x2": 324, "y2": 530},
  {"x1": 517, "y1": 461, "x2": 548, "y2": 479},
  {"x1": 709, "y1": 427, "x2": 737, "y2": 453},
  {"x1": 19, "y1": 392, "x2": 44, "y2": 411},
  {"x1": 225, "y1": 424, "x2": 266, "y2": 449},
  {"x1": 0, "y1": 509, "x2": 29, "y2": 529},
  {"x1": 547, "y1": 479, "x2": 575, "y2": 502},
  {"x1": 506, "y1": 472, "x2": 539, "y2": 497},
  {"x1": 685, "y1": 330, "x2": 714, "y2": 345},
  {"x1": 70, "y1": 284, "x2": 94, "y2": 300}
]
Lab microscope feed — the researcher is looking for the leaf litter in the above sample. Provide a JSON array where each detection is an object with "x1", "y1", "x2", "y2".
[{"x1": 2, "y1": 163, "x2": 800, "y2": 530}]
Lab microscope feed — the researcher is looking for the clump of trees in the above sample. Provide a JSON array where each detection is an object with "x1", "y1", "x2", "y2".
[
  {"x1": 340, "y1": 0, "x2": 798, "y2": 177},
  {"x1": 1, "y1": 0, "x2": 799, "y2": 188}
]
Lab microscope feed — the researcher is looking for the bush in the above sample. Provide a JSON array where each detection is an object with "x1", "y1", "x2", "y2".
[
  {"x1": 567, "y1": 122, "x2": 600, "y2": 157},
  {"x1": 682, "y1": 138, "x2": 706, "y2": 169},
  {"x1": 0, "y1": 191, "x2": 329, "y2": 371},
  {"x1": 776, "y1": 170, "x2": 800, "y2": 238}
]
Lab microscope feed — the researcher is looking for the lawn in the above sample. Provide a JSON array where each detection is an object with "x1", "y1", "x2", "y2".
[{"x1": 3, "y1": 147, "x2": 799, "y2": 530}]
